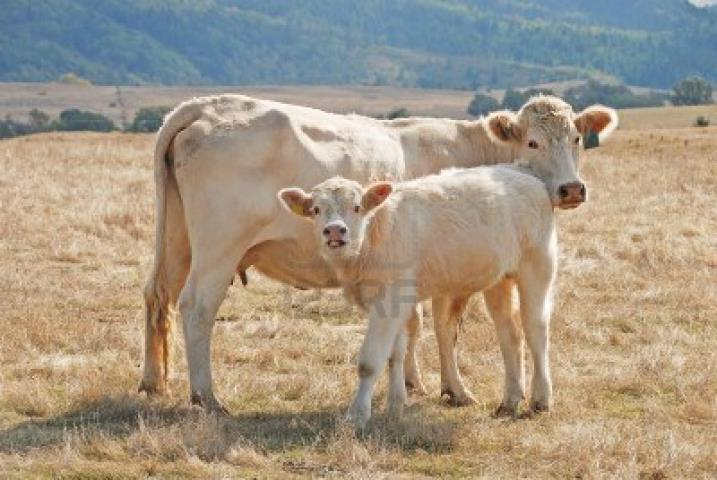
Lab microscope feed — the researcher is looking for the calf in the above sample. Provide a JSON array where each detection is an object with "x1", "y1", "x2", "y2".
[{"x1": 279, "y1": 165, "x2": 560, "y2": 427}]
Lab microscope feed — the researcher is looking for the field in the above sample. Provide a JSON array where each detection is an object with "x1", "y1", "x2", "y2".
[{"x1": 0, "y1": 103, "x2": 716, "y2": 478}]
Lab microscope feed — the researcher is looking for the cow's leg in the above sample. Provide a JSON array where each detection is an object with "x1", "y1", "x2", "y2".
[
  {"x1": 178, "y1": 241, "x2": 250, "y2": 413},
  {"x1": 484, "y1": 279, "x2": 525, "y2": 417},
  {"x1": 387, "y1": 327, "x2": 409, "y2": 419},
  {"x1": 348, "y1": 283, "x2": 416, "y2": 428},
  {"x1": 404, "y1": 303, "x2": 426, "y2": 395},
  {"x1": 434, "y1": 295, "x2": 475, "y2": 406},
  {"x1": 517, "y1": 253, "x2": 556, "y2": 414},
  {"x1": 140, "y1": 175, "x2": 189, "y2": 396}
]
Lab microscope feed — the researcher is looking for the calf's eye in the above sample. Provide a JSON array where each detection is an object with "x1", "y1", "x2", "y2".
[
  {"x1": 574, "y1": 137, "x2": 580, "y2": 145},
  {"x1": 313, "y1": 206, "x2": 320, "y2": 215},
  {"x1": 354, "y1": 205, "x2": 360, "y2": 213},
  {"x1": 528, "y1": 140, "x2": 539, "y2": 149}
]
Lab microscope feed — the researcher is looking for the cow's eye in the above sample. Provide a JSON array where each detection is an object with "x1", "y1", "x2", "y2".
[
  {"x1": 312, "y1": 206, "x2": 320, "y2": 215},
  {"x1": 528, "y1": 140, "x2": 539, "y2": 149},
  {"x1": 574, "y1": 137, "x2": 580, "y2": 145},
  {"x1": 354, "y1": 205, "x2": 360, "y2": 213}
]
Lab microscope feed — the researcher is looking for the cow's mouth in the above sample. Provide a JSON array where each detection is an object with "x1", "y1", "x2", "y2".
[{"x1": 327, "y1": 239, "x2": 347, "y2": 249}]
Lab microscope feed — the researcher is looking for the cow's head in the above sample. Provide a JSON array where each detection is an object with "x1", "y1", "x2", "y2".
[
  {"x1": 278, "y1": 177, "x2": 392, "y2": 260},
  {"x1": 486, "y1": 96, "x2": 618, "y2": 209}
]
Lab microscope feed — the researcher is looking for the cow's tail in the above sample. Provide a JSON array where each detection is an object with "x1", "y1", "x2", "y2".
[{"x1": 140, "y1": 98, "x2": 205, "y2": 395}]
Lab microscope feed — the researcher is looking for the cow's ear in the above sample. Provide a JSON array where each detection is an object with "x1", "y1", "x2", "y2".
[
  {"x1": 574, "y1": 105, "x2": 618, "y2": 144},
  {"x1": 486, "y1": 110, "x2": 523, "y2": 144},
  {"x1": 362, "y1": 182, "x2": 393, "y2": 212},
  {"x1": 278, "y1": 187, "x2": 314, "y2": 217}
]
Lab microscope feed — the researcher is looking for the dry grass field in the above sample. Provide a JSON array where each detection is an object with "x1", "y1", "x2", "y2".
[{"x1": 0, "y1": 106, "x2": 716, "y2": 478}]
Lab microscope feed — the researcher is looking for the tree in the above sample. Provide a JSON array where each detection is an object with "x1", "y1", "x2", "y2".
[
  {"x1": 467, "y1": 93, "x2": 499, "y2": 117},
  {"x1": 128, "y1": 106, "x2": 171, "y2": 132},
  {"x1": 502, "y1": 89, "x2": 525, "y2": 110},
  {"x1": 55, "y1": 109, "x2": 115, "y2": 132},
  {"x1": 386, "y1": 107, "x2": 410, "y2": 120},
  {"x1": 671, "y1": 76, "x2": 714, "y2": 106},
  {"x1": 28, "y1": 109, "x2": 50, "y2": 131}
]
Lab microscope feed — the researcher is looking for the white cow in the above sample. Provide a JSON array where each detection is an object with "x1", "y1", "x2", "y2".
[{"x1": 141, "y1": 94, "x2": 617, "y2": 412}]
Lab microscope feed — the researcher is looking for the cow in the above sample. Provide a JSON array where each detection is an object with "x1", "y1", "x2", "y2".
[{"x1": 140, "y1": 94, "x2": 617, "y2": 412}]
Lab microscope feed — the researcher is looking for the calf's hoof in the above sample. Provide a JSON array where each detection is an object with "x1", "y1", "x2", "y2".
[
  {"x1": 441, "y1": 388, "x2": 477, "y2": 407},
  {"x1": 529, "y1": 399, "x2": 550, "y2": 415},
  {"x1": 492, "y1": 402, "x2": 520, "y2": 418},
  {"x1": 138, "y1": 379, "x2": 168, "y2": 397},
  {"x1": 405, "y1": 379, "x2": 427, "y2": 396}
]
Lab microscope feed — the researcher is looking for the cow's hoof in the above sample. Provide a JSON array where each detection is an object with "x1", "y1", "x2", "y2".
[
  {"x1": 441, "y1": 388, "x2": 477, "y2": 407},
  {"x1": 190, "y1": 392, "x2": 230, "y2": 416},
  {"x1": 347, "y1": 404, "x2": 371, "y2": 430},
  {"x1": 405, "y1": 379, "x2": 427, "y2": 396}
]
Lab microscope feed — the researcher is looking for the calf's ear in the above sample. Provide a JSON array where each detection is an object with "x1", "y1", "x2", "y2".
[
  {"x1": 362, "y1": 182, "x2": 393, "y2": 212},
  {"x1": 486, "y1": 110, "x2": 522, "y2": 144},
  {"x1": 574, "y1": 105, "x2": 618, "y2": 144},
  {"x1": 278, "y1": 187, "x2": 314, "y2": 217}
]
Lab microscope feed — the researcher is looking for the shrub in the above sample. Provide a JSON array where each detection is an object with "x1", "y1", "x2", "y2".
[
  {"x1": 501, "y1": 88, "x2": 555, "y2": 111},
  {"x1": 564, "y1": 80, "x2": 665, "y2": 110},
  {"x1": 694, "y1": 116, "x2": 710, "y2": 127},
  {"x1": 28, "y1": 109, "x2": 50, "y2": 131},
  {"x1": 127, "y1": 106, "x2": 171, "y2": 133},
  {"x1": 467, "y1": 93, "x2": 499, "y2": 117},
  {"x1": 672, "y1": 76, "x2": 714, "y2": 106},
  {"x1": 501, "y1": 89, "x2": 525, "y2": 111},
  {"x1": 55, "y1": 109, "x2": 115, "y2": 132}
]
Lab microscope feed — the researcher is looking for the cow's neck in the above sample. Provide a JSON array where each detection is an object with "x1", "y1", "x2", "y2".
[{"x1": 400, "y1": 119, "x2": 517, "y2": 178}]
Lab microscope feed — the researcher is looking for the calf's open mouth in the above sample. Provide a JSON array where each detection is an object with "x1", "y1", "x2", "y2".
[{"x1": 327, "y1": 239, "x2": 347, "y2": 249}]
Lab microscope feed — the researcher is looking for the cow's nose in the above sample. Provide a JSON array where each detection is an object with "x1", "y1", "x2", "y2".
[
  {"x1": 558, "y1": 181, "x2": 586, "y2": 201},
  {"x1": 323, "y1": 224, "x2": 348, "y2": 237}
]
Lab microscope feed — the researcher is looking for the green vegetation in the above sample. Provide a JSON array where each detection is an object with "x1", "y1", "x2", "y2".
[
  {"x1": 0, "y1": 108, "x2": 117, "y2": 139},
  {"x1": 563, "y1": 80, "x2": 668, "y2": 110},
  {"x1": 0, "y1": 1, "x2": 716, "y2": 89},
  {"x1": 694, "y1": 116, "x2": 710, "y2": 127},
  {"x1": 127, "y1": 106, "x2": 171, "y2": 133},
  {"x1": 55, "y1": 109, "x2": 116, "y2": 132},
  {"x1": 672, "y1": 76, "x2": 714, "y2": 106},
  {"x1": 466, "y1": 93, "x2": 500, "y2": 116}
]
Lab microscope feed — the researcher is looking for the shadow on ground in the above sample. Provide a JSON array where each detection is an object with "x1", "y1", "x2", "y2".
[{"x1": 0, "y1": 394, "x2": 459, "y2": 457}]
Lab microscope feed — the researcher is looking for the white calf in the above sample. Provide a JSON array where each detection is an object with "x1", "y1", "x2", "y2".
[{"x1": 279, "y1": 165, "x2": 559, "y2": 427}]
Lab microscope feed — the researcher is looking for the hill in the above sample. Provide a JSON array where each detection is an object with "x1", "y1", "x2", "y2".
[{"x1": 0, "y1": 1, "x2": 716, "y2": 89}]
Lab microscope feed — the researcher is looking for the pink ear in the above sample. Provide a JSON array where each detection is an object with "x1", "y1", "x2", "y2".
[
  {"x1": 362, "y1": 182, "x2": 393, "y2": 211},
  {"x1": 574, "y1": 105, "x2": 618, "y2": 141},
  {"x1": 486, "y1": 110, "x2": 522, "y2": 144}
]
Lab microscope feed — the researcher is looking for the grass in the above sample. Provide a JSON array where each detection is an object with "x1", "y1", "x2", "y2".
[{"x1": 0, "y1": 108, "x2": 716, "y2": 478}]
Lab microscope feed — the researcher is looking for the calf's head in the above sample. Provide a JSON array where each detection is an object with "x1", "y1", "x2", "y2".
[
  {"x1": 486, "y1": 96, "x2": 618, "y2": 209},
  {"x1": 278, "y1": 177, "x2": 392, "y2": 260}
]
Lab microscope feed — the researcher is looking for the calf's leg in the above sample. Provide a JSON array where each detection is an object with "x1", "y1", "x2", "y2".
[
  {"x1": 434, "y1": 295, "x2": 475, "y2": 406},
  {"x1": 404, "y1": 303, "x2": 426, "y2": 394},
  {"x1": 517, "y1": 253, "x2": 556, "y2": 414},
  {"x1": 388, "y1": 328, "x2": 409, "y2": 419},
  {"x1": 348, "y1": 283, "x2": 417, "y2": 428},
  {"x1": 484, "y1": 279, "x2": 525, "y2": 416}
]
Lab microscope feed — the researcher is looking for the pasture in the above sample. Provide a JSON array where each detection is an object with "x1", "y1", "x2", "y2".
[{"x1": 0, "y1": 105, "x2": 715, "y2": 478}]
